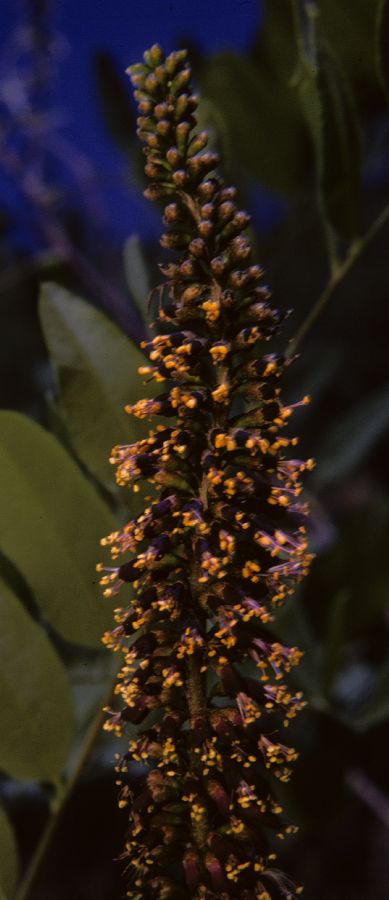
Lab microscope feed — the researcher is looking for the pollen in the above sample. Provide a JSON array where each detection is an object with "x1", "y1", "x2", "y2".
[
  {"x1": 209, "y1": 341, "x2": 230, "y2": 362},
  {"x1": 202, "y1": 299, "x2": 220, "y2": 322},
  {"x1": 212, "y1": 382, "x2": 229, "y2": 403}
]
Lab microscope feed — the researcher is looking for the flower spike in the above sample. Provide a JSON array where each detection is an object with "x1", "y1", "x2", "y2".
[{"x1": 99, "y1": 43, "x2": 313, "y2": 900}]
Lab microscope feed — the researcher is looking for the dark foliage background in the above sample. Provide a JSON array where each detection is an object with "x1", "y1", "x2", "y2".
[{"x1": 0, "y1": 2, "x2": 389, "y2": 899}]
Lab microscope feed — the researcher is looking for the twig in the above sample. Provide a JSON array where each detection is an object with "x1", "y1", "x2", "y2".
[
  {"x1": 287, "y1": 200, "x2": 389, "y2": 357},
  {"x1": 15, "y1": 672, "x2": 118, "y2": 900}
]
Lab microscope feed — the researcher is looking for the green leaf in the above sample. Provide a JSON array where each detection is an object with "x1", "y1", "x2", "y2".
[
  {"x1": 201, "y1": 0, "x2": 308, "y2": 193},
  {"x1": 321, "y1": 0, "x2": 381, "y2": 89},
  {"x1": 314, "y1": 384, "x2": 389, "y2": 487},
  {"x1": 0, "y1": 805, "x2": 18, "y2": 898},
  {"x1": 375, "y1": 0, "x2": 389, "y2": 98},
  {"x1": 318, "y1": 50, "x2": 361, "y2": 237},
  {"x1": 0, "y1": 412, "x2": 115, "y2": 647},
  {"x1": 0, "y1": 578, "x2": 75, "y2": 781},
  {"x1": 293, "y1": 4, "x2": 361, "y2": 237},
  {"x1": 39, "y1": 283, "x2": 153, "y2": 491},
  {"x1": 68, "y1": 653, "x2": 117, "y2": 732},
  {"x1": 123, "y1": 235, "x2": 151, "y2": 324}
]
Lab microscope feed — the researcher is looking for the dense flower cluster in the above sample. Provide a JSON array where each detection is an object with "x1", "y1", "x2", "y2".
[{"x1": 99, "y1": 44, "x2": 313, "y2": 900}]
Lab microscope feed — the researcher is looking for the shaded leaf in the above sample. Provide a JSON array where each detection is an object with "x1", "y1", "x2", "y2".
[
  {"x1": 69, "y1": 654, "x2": 116, "y2": 731},
  {"x1": 375, "y1": 0, "x2": 389, "y2": 98},
  {"x1": 321, "y1": 0, "x2": 382, "y2": 95},
  {"x1": 201, "y1": 0, "x2": 308, "y2": 193},
  {"x1": 314, "y1": 384, "x2": 389, "y2": 487},
  {"x1": 0, "y1": 578, "x2": 75, "y2": 781},
  {"x1": 293, "y1": 4, "x2": 361, "y2": 237},
  {"x1": 0, "y1": 805, "x2": 18, "y2": 898},
  {"x1": 39, "y1": 283, "x2": 152, "y2": 491},
  {"x1": 123, "y1": 235, "x2": 151, "y2": 323},
  {"x1": 0, "y1": 411, "x2": 115, "y2": 647},
  {"x1": 317, "y1": 50, "x2": 361, "y2": 237},
  {"x1": 302, "y1": 501, "x2": 389, "y2": 635}
]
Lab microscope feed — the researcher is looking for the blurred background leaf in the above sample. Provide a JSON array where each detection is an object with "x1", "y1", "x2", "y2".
[
  {"x1": 0, "y1": 578, "x2": 75, "y2": 782},
  {"x1": 320, "y1": 0, "x2": 383, "y2": 99},
  {"x1": 313, "y1": 384, "x2": 389, "y2": 487},
  {"x1": 0, "y1": 412, "x2": 115, "y2": 647},
  {"x1": 295, "y1": 32, "x2": 361, "y2": 238},
  {"x1": 39, "y1": 283, "x2": 153, "y2": 492},
  {"x1": 201, "y1": 0, "x2": 308, "y2": 193}
]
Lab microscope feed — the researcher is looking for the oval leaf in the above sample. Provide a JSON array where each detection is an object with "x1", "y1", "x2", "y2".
[
  {"x1": 0, "y1": 578, "x2": 75, "y2": 781},
  {"x1": 0, "y1": 412, "x2": 115, "y2": 647},
  {"x1": 321, "y1": 0, "x2": 381, "y2": 87},
  {"x1": 0, "y1": 805, "x2": 18, "y2": 898},
  {"x1": 318, "y1": 50, "x2": 361, "y2": 237},
  {"x1": 201, "y1": 0, "x2": 308, "y2": 194},
  {"x1": 39, "y1": 283, "x2": 152, "y2": 490},
  {"x1": 295, "y1": 15, "x2": 361, "y2": 238}
]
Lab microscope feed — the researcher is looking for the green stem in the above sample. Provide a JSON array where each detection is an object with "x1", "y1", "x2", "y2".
[
  {"x1": 318, "y1": 193, "x2": 340, "y2": 276},
  {"x1": 287, "y1": 200, "x2": 389, "y2": 358},
  {"x1": 15, "y1": 673, "x2": 118, "y2": 900}
]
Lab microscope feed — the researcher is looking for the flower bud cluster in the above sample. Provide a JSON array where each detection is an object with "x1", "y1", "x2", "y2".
[{"x1": 99, "y1": 44, "x2": 313, "y2": 900}]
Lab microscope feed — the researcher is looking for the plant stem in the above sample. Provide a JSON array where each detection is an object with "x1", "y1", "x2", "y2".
[
  {"x1": 15, "y1": 673, "x2": 118, "y2": 900},
  {"x1": 287, "y1": 200, "x2": 389, "y2": 358}
]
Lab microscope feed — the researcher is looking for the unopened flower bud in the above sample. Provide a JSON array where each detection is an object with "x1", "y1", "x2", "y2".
[
  {"x1": 198, "y1": 219, "x2": 213, "y2": 238},
  {"x1": 155, "y1": 101, "x2": 170, "y2": 119},
  {"x1": 197, "y1": 178, "x2": 220, "y2": 199},
  {"x1": 170, "y1": 67, "x2": 191, "y2": 95},
  {"x1": 180, "y1": 259, "x2": 197, "y2": 278},
  {"x1": 189, "y1": 237, "x2": 206, "y2": 257},
  {"x1": 163, "y1": 202, "x2": 181, "y2": 223},
  {"x1": 176, "y1": 121, "x2": 191, "y2": 151},
  {"x1": 144, "y1": 72, "x2": 159, "y2": 94},
  {"x1": 187, "y1": 130, "x2": 208, "y2": 157},
  {"x1": 156, "y1": 119, "x2": 171, "y2": 137},
  {"x1": 166, "y1": 146, "x2": 183, "y2": 167},
  {"x1": 172, "y1": 169, "x2": 189, "y2": 187},
  {"x1": 230, "y1": 236, "x2": 251, "y2": 261},
  {"x1": 217, "y1": 200, "x2": 236, "y2": 223},
  {"x1": 154, "y1": 64, "x2": 168, "y2": 85},
  {"x1": 143, "y1": 44, "x2": 164, "y2": 68},
  {"x1": 165, "y1": 49, "x2": 188, "y2": 77}
]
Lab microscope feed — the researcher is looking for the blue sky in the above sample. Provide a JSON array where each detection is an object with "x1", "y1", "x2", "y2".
[{"x1": 0, "y1": 1, "x2": 282, "y2": 248}]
